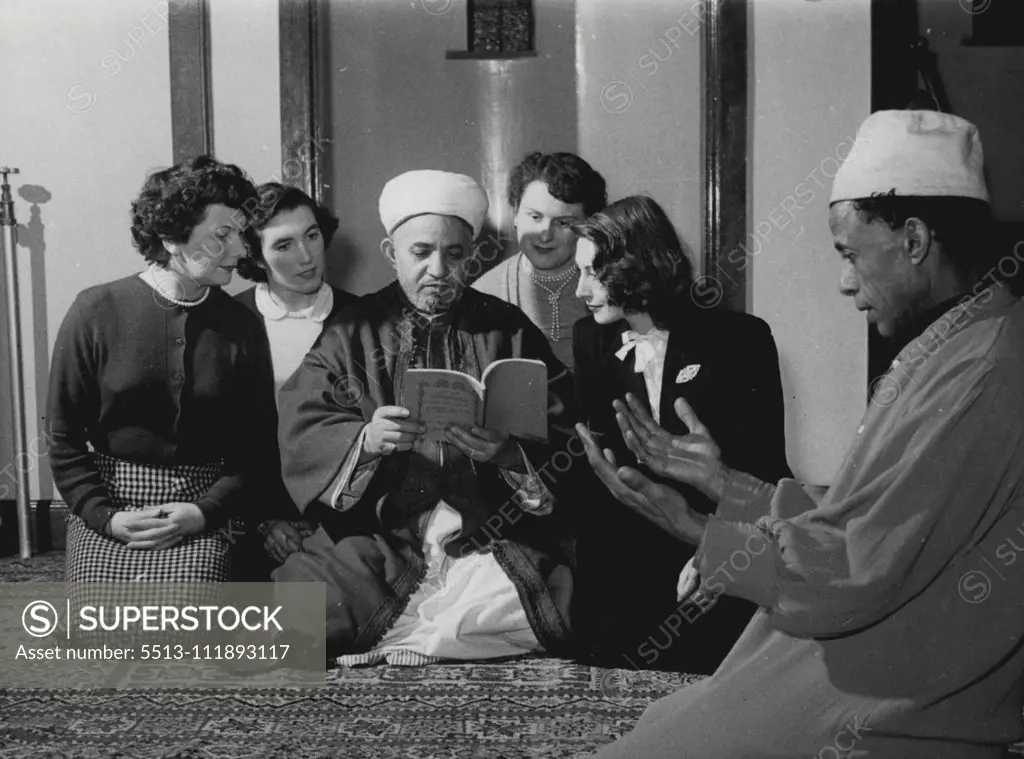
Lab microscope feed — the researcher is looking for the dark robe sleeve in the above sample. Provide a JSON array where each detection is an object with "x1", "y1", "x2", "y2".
[{"x1": 277, "y1": 317, "x2": 385, "y2": 514}]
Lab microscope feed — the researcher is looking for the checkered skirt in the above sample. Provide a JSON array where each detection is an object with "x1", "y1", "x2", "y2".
[{"x1": 65, "y1": 452, "x2": 234, "y2": 584}]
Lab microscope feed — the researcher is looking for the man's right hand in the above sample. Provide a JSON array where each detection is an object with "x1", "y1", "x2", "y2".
[
  {"x1": 360, "y1": 405, "x2": 426, "y2": 463},
  {"x1": 261, "y1": 520, "x2": 307, "y2": 564},
  {"x1": 615, "y1": 395, "x2": 728, "y2": 503},
  {"x1": 107, "y1": 508, "x2": 181, "y2": 550}
]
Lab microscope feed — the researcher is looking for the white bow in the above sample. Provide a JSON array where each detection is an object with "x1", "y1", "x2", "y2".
[{"x1": 615, "y1": 329, "x2": 668, "y2": 373}]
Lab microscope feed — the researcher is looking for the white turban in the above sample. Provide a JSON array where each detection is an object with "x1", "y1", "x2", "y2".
[
  {"x1": 830, "y1": 110, "x2": 990, "y2": 204},
  {"x1": 378, "y1": 170, "x2": 489, "y2": 239}
]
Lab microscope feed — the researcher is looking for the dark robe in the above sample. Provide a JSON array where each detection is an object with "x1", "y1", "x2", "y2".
[
  {"x1": 274, "y1": 282, "x2": 578, "y2": 657},
  {"x1": 570, "y1": 307, "x2": 793, "y2": 674}
]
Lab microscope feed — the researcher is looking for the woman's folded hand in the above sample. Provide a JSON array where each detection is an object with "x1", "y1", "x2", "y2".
[{"x1": 108, "y1": 507, "x2": 181, "y2": 550}]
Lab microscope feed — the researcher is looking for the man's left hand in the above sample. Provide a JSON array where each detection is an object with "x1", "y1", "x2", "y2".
[
  {"x1": 576, "y1": 423, "x2": 707, "y2": 545},
  {"x1": 614, "y1": 394, "x2": 727, "y2": 503},
  {"x1": 446, "y1": 425, "x2": 521, "y2": 469}
]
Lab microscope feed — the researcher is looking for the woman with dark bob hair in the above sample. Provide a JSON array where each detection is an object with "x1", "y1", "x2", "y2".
[
  {"x1": 234, "y1": 183, "x2": 356, "y2": 568},
  {"x1": 47, "y1": 155, "x2": 282, "y2": 584},
  {"x1": 568, "y1": 195, "x2": 792, "y2": 674}
]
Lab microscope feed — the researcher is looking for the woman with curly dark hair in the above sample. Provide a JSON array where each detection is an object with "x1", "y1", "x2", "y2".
[
  {"x1": 569, "y1": 195, "x2": 792, "y2": 674},
  {"x1": 233, "y1": 183, "x2": 357, "y2": 567},
  {"x1": 47, "y1": 155, "x2": 282, "y2": 584},
  {"x1": 472, "y1": 151, "x2": 607, "y2": 370}
]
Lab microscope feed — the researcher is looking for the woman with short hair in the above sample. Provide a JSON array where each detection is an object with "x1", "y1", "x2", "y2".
[
  {"x1": 570, "y1": 195, "x2": 792, "y2": 674},
  {"x1": 48, "y1": 156, "x2": 280, "y2": 584},
  {"x1": 234, "y1": 183, "x2": 357, "y2": 567},
  {"x1": 472, "y1": 151, "x2": 607, "y2": 370},
  {"x1": 235, "y1": 183, "x2": 357, "y2": 396}
]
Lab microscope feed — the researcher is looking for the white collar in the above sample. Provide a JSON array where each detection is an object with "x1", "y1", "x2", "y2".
[
  {"x1": 616, "y1": 327, "x2": 670, "y2": 373},
  {"x1": 255, "y1": 282, "x2": 333, "y2": 322}
]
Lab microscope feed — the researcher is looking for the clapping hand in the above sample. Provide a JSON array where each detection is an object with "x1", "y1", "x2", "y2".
[
  {"x1": 575, "y1": 423, "x2": 707, "y2": 545},
  {"x1": 613, "y1": 394, "x2": 727, "y2": 503}
]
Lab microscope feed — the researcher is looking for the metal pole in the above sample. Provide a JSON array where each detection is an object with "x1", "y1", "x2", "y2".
[{"x1": 0, "y1": 166, "x2": 32, "y2": 559}]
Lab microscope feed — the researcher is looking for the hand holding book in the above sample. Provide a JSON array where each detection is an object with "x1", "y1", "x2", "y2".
[
  {"x1": 360, "y1": 405, "x2": 427, "y2": 463},
  {"x1": 403, "y1": 358, "x2": 548, "y2": 444},
  {"x1": 444, "y1": 424, "x2": 523, "y2": 469}
]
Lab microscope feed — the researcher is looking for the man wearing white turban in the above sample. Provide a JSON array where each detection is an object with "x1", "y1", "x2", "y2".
[
  {"x1": 274, "y1": 170, "x2": 578, "y2": 664},
  {"x1": 577, "y1": 111, "x2": 1024, "y2": 757}
]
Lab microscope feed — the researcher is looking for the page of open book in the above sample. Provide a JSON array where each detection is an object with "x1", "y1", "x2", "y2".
[{"x1": 405, "y1": 369, "x2": 484, "y2": 443}]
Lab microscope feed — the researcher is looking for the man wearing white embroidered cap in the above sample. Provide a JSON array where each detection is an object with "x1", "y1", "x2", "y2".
[
  {"x1": 274, "y1": 169, "x2": 579, "y2": 665},
  {"x1": 827, "y1": 109, "x2": 997, "y2": 341},
  {"x1": 582, "y1": 111, "x2": 1024, "y2": 757}
]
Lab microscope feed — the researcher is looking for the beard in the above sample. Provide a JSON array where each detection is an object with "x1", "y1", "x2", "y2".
[{"x1": 416, "y1": 280, "x2": 462, "y2": 314}]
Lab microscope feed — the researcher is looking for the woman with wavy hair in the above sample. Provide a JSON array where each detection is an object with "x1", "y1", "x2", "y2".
[
  {"x1": 47, "y1": 156, "x2": 281, "y2": 584},
  {"x1": 570, "y1": 195, "x2": 792, "y2": 673}
]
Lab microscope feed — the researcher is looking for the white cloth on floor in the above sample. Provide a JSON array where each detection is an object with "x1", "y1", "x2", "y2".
[{"x1": 337, "y1": 501, "x2": 540, "y2": 666}]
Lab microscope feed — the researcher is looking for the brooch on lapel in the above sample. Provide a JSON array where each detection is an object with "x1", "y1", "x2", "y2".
[{"x1": 675, "y1": 364, "x2": 701, "y2": 384}]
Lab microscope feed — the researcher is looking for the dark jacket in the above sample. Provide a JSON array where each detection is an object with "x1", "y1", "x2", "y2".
[
  {"x1": 234, "y1": 283, "x2": 358, "y2": 523},
  {"x1": 571, "y1": 306, "x2": 792, "y2": 673}
]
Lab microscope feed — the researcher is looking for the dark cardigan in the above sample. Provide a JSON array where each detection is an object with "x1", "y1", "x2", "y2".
[{"x1": 47, "y1": 275, "x2": 282, "y2": 533}]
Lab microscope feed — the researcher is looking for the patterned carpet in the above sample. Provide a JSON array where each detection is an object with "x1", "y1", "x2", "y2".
[
  {"x1": 0, "y1": 553, "x2": 700, "y2": 759},
  {"x1": 4, "y1": 554, "x2": 1022, "y2": 759}
]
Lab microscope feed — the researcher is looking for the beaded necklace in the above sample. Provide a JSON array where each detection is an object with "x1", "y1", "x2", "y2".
[{"x1": 515, "y1": 254, "x2": 579, "y2": 342}]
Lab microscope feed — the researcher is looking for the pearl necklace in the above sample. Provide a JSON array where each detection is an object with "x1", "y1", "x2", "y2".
[
  {"x1": 157, "y1": 287, "x2": 210, "y2": 308},
  {"x1": 144, "y1": 267, "x2": 210, "y2": 308},
  {"x1": 518, "y1": 255, "x2": 578, "y2": 341}
]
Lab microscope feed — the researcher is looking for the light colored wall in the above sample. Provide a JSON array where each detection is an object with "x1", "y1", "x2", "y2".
[
  {"x1": 749, "y1": 0, "x2": 871, "y2": 485},
  {"x1": 0, "y1": 0, "x2": 876, "y2": 504},
  {"x1": 0, "y1": 0, "x2": 175, "y2": 499},
  {"x1": 320, "y1": 0, "x2": 579, "y2": 295},
  {"x1": 576, "y1": 0, "x2": 704, "y2": 256},
  {"x1": 209, "y1": 0, "x2": 282, "y2": 296}
]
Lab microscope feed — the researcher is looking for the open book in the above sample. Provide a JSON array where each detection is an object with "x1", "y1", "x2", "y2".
[{"x1": 404, "y1": 358, "x2": 548, "y2": 443}]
